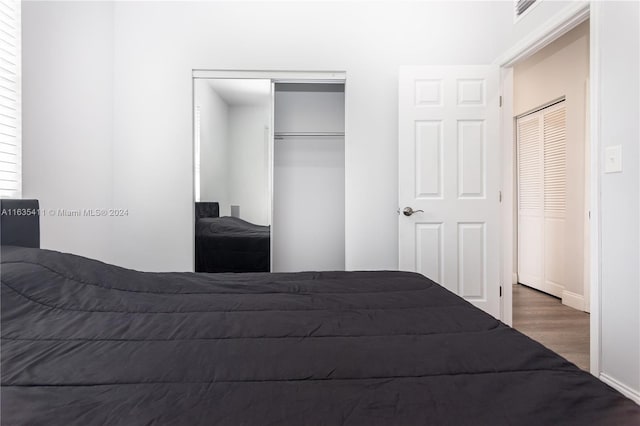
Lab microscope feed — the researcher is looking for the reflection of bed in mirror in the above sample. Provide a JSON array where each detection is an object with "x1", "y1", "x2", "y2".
[{"x1": 195, "y1": 202, "x2": 270, "y2": 273}]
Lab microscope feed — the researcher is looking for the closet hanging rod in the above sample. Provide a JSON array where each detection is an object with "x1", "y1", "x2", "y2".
[{"x1": 274, "y1": 132, "x2": 345, "y2": 139}]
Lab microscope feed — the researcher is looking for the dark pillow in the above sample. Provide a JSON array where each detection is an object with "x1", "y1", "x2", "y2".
[
  {"x1": 0, "y1": 199, "x2": 40, "y2": 248},
  {"x1": 195, "y1": 202, "x2": 220, "y2": 220}
]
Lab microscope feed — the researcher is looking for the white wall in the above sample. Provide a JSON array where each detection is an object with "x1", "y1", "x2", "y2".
[
  {"x1": 593, "y1": 0, "x2": 640, "y2": 400},
  {"x1": 196, "y1": 82, "x2": 270, "y2": 223},
  {"x1": 102, "y1": 1, "x2": 514, "y2": 271},
  {"x1": 228, "y1": 105, "x2": 270, "y2": 225},
  {"x1": 22, "y1": 0, "x2": 567, "y2": 273},
  {"x1": 514, "y1": 21, "x2": 589, "y2": 302},
  {"x1": 22, "y1": 1, "x2": 517, "y2": 272},
  {"x1": 273, "y1": 84, "x2": 345, "y2": 133},
  {"x1": 22, "y1": 1, "x2": 114, "y2": 263},
  {"x1": 273, "y1": 137, "x2": 345, "y2": 272},
  {"x1": 195, "y1": 80, "x2": 229, "y2": 214}
]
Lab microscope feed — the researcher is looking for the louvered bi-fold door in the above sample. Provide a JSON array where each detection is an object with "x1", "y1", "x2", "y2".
[
  {"x1": 0, "y1": 0, "x2": 21, "y2": 198},
  {"x1": 517, "y1": 101, "x2": 566, "y2": 297}
]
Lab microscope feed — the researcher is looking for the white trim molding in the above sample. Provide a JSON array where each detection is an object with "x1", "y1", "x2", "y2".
[
  {"x1": 496, "y1": 1, "x2": 590, "y2": 67},
  {"x1": 561, "y1": 290, "x2": 585, "y2": 312},
  {"x1": 500, "y1": 66, "x2": 515, "y2": 327},
  {"x1": 599, "y1": 374, "x2": 640, "y2": 405},
  {"x1": 193, "y1": 69, "x2": 346, "y2": 82},
  {"x1": 588, "y1": 0, "x2": 601, "y2": 378}
]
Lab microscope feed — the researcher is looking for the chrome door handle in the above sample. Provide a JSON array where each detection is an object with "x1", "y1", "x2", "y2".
[{"x1": 402, "y1": 207, "x2": 424, "y2": 216}]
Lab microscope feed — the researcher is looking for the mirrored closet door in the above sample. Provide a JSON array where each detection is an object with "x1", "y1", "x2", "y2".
[
  {"x1": 193, "y1": 78, "x2": 272, "y2": 272},
  {"x1": 193, "y1": 72, "x2": 345, "y2": 273}
]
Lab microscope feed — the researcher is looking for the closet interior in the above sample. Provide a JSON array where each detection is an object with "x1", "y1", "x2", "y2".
[{"x1": 272, "y1": 83, "x2": 345, "y2": 272}]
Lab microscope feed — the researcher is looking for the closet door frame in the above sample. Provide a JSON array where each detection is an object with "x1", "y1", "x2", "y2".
[{"x1": 191, "y1": 70, "x2": 347, "y2": 272}]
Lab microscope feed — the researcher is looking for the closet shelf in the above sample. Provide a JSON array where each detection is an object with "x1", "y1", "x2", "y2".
[{"x1": 274, "y1": 132, "x2": 345, "y2": 139}]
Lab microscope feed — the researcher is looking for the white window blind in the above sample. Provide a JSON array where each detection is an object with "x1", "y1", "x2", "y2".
[{"x1": 0, "y1": 0, "x2": 21, "y2": 199}]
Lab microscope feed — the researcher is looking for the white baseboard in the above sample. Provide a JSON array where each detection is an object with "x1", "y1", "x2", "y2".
[
  {"x1": 562, "y1": 290, "x2": 585, "y2": 312},
  {"x1": 517, "y1": 276, "x2": 563, "y2": 298},
  {"x1": 600, "y1": 373, "x2": 640, "y2": 405},
  {"x1": 512, "y1": 273, "x2": 518, "y2": 285}
]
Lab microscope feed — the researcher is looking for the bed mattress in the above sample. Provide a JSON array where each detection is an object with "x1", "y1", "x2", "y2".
[
  {"x1": 1, "y1": 246, "x2": 638, "y2": 425},
  {"x1": 195, "y1": 216, "x2": 270, "y2": 272}
]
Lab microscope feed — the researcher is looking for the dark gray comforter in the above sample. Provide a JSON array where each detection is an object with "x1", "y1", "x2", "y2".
[
  {"x1": 195, "y1": 216, "x2": 270, "y2": 272},
  {"x1": 1, "y1": 246, "x2": 638, "y2": 425}
]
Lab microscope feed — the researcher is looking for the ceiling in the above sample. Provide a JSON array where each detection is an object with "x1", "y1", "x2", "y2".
[{"x1": 207, "y1": 79, "x2": 271, "y2": 107}]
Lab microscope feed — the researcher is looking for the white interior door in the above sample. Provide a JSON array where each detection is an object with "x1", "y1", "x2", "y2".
[
  {"x1": 398, "y1": 66, "x2": 501, "y2": 318},
  {"x1": 517, "y1": 102, "x2": 567, "y2": 297}
]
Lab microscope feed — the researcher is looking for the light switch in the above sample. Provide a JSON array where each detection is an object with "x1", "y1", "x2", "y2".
[{"x1": 604, "y1": 145, "x2": 622, "y2": 173}]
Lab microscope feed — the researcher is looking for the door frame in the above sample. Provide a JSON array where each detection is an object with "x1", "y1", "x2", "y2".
[{"x1": 494, "y1": 1, "x2": 600, "y2": 375}]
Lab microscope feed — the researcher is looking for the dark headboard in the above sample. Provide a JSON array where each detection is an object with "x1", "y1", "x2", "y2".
[
  {"x1": 0, "y1": 199, "x2": 40, "y2": 248},
  {"x1": 195, "y1": 202, "x2": 220, "y2": 220}
]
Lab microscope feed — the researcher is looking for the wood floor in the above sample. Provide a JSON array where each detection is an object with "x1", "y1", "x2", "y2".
[{"x1": 512, "y1": 284, "x2": 590, "y2": 371}]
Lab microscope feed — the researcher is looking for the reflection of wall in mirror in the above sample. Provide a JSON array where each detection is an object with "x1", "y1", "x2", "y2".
[
  {"x1": 195, "y1": 80, "x2": 229, "y2": 215},
  {"x1": 228, "y1": 105, "x2": 270, "y2": 226},
  {"x1": 195, "y1": 80, "x2": 271, "y2": 226}
]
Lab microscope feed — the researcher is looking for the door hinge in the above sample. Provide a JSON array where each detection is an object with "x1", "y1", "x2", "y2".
[
  {"x1": 499, "y1": 96, "x2": 503, "y2": 107},
  {"x1": 499, "y1": 191, "x2": 502, "y2": 203},
  {"x1": 499, "y1": 286, "x2": 502, "y2": 297}
]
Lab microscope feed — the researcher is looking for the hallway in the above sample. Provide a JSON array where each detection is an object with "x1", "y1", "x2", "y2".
[{"x1": 513, "y1": 284, "x2": 590, "y2": 371}]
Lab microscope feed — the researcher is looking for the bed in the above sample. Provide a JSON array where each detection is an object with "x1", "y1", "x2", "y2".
[
  {"x1": 195, "y1": 202, "x2": 270, "y2": 273},
  {"x1": 1, "y1": 201, "x2": 639, "y2": 425}
]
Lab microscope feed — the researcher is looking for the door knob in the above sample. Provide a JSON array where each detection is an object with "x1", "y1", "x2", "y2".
[{"x1": 402, "y1": 207, "x2": 424, "y2": 216}]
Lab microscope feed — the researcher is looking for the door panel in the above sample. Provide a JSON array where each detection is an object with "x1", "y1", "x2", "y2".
[
  {"x1": 517, "y1": 113, "x2": 543, "y2": 289},
  {"x1": 544, "y1": 215, "x2": 565, "y2": 293},
  {"x1": 517, "y1": 215, "x2": 543, "y2": 287},
  {"x1": 415, "y1": 121, "x2": 443, "y2": 198},
  {"x1": 458, "y1": 222, "x2": 486, "y2": 299},
  {"x1": 399, "y1": 66, "x2": 501, "y2": 318},
  {"x1": 416, "y1": 223, "x2": 444, "y2": 283},
  {"x1": 458, "y1": 120, "x2": 486, "y2": 198}
]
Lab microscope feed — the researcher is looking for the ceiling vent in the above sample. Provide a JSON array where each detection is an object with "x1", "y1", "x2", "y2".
[{"x1": 516, "y1": 0, "x2": 538, "y2": 17}]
